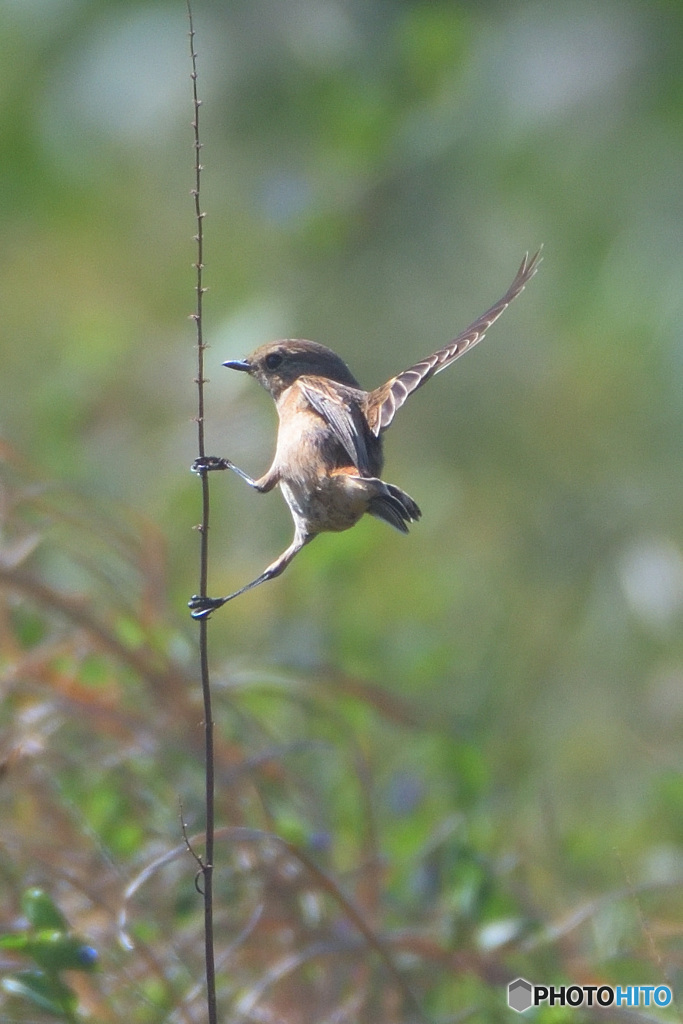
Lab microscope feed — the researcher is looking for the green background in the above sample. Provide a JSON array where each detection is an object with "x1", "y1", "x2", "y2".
[{"x1": 1, "y1": 1, "x2": 682, "y2": 1019}]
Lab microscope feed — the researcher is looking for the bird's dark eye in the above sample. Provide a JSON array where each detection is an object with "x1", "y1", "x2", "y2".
[{"x1": 265, "y1": 352, "x2": 283, "y2": 370}]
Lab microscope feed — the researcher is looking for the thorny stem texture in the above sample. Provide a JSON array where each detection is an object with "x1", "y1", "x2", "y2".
[{"x1": 187, "y1": 5, "x2": 217, "y2": 1023}]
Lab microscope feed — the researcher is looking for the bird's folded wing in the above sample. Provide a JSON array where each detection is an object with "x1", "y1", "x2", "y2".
[
  {"x1": 366, "y1": 249, "x2": 542, "y2": 436},
  {"x1": 298, "y1": 377, "x2": 374, "y2": 476}
]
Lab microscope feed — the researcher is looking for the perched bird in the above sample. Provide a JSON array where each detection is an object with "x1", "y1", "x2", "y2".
[{"x1": 189, "y1": 250, "x2": 541, "y2": 618}]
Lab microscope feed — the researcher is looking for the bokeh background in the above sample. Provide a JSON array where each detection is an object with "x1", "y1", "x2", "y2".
[{"x1": 1, "y1": 1, "x2": 682, "y2": 1020}]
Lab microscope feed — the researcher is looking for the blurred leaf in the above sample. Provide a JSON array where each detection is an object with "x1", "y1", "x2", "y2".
[
  {"x1": 2, "y1": 970, "x2": 77, "y2": 1018},
  {"x1": 21, "y1": 889, "x2": 69, "y2": 932},
  {"x1": 29, "y1": 932, "x2": 98, "y2": 974}
]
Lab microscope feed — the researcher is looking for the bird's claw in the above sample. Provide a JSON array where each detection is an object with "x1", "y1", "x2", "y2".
[
  {"x1": 188, "y1": 595, "x2": 227, "y2": 619},
  {"x1": 191, "y1": 456, "x2": 231, "y2": 474}
]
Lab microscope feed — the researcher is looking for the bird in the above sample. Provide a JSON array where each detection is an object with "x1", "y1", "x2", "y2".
[{"x1": 189, "y1": 250, "x2": 541, "y2": 618}]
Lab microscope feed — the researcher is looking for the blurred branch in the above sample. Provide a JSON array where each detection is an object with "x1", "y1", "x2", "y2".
[
  {"x1": 0, "y1": 564, "x2": 183, "y2": 691},
  {"x1": 122, "y1": 825, "x2": 430, "y2": 1022}
]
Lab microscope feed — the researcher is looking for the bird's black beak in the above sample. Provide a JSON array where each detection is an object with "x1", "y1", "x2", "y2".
[{"x1": 223, "y1": 359, "x2": 252, "y2": 372}]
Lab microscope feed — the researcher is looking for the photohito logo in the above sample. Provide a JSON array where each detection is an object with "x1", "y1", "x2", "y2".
[{"x1": 507, "y1": 978, "x2": 672, "y2": 1013}]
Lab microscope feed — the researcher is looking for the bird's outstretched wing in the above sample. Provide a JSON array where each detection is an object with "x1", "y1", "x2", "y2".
[
  {"x1": 297, "y1": 376, "x2": 379, "y2": 477},
  {"x1": 366, "y1": 249, "x2": 542, "y2": 436}
]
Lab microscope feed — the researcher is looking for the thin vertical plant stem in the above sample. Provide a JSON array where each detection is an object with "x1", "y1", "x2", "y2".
[{"x1": 187, "y1": 5, "x2": 217, "y2": 1023}]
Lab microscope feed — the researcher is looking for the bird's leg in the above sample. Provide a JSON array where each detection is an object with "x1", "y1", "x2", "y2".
[
  {"x1": 192, "y1": 455, "x2": 257, "y2": 487},
  {"x1": 191, "y1": 457, "x2": 279, "y2": 492},
  {"x1": 188, "y1": 528, "x2": 311, "y2": 619},
  {"x1": 188, "y1": 459, "x2": 283, "y2": 615}
]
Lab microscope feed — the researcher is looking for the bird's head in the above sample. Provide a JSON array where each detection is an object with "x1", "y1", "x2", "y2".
[{"x1": 224, "y1": 339, "x2": 361, "y2": 400}]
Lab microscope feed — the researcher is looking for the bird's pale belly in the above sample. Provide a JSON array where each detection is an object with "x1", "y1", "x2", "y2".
[{"x1": 279, "y1": 472, "x2": 370, "y2": 535}]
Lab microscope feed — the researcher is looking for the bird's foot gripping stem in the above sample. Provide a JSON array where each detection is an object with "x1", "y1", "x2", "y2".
[
  {"x1": 191, "y1": 456, "x2": 231, "y2": 474},
  {"x1": 188, "y1": 594, "x2": 228, "y2": 620}
]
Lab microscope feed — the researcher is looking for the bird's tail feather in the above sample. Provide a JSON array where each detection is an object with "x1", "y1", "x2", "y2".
[{"x1": 368, "y1": 482, "x2": 422, "y2": 532}]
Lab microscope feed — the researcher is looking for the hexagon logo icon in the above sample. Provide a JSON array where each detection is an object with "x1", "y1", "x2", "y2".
[{"x1": 508, "y1": 977, "x2": 533, "y2": 1012}]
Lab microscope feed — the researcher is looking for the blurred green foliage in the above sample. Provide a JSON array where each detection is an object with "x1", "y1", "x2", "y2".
[
  {"x1": 1, "y1": 888, "x2": 96, "y2": 1020},
  {"x1": 1, "y1": 0, "x2": 682, "y2": 1019}
]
